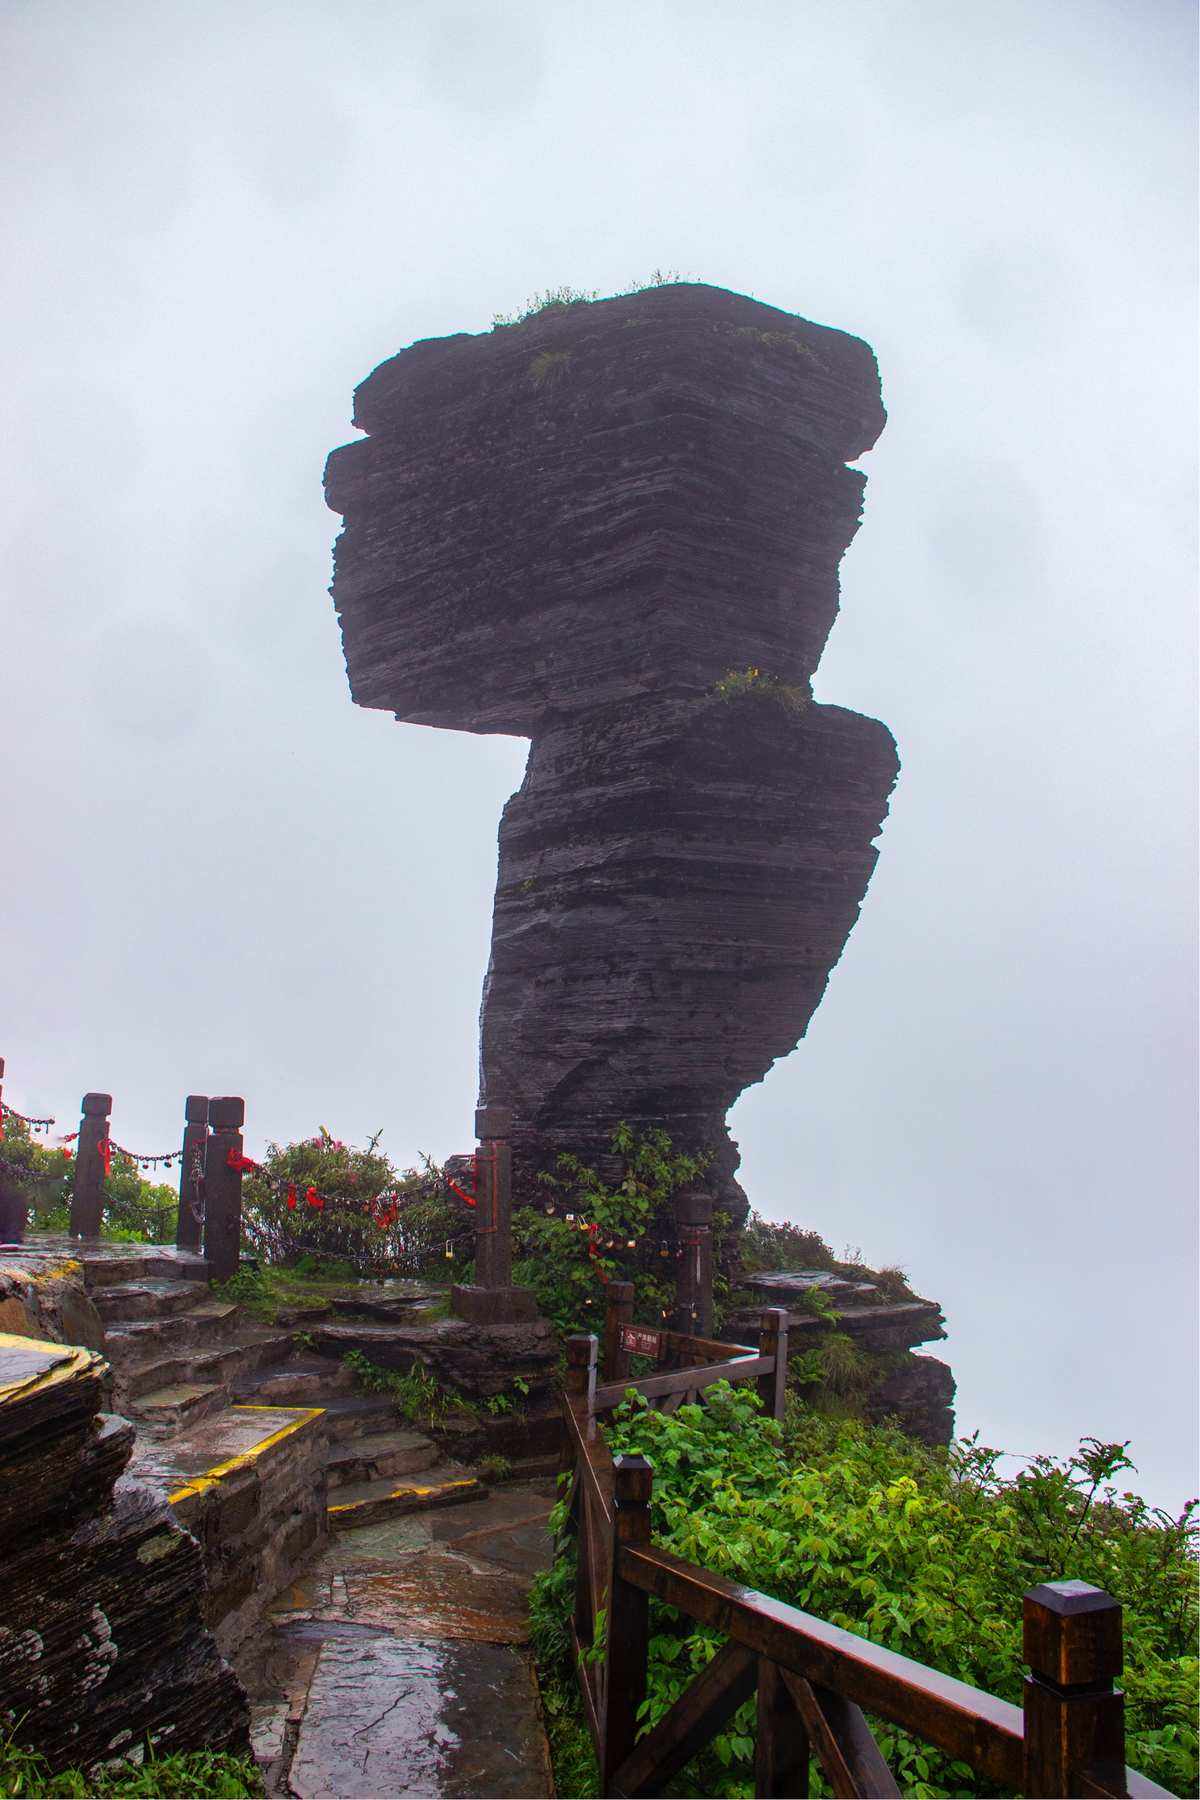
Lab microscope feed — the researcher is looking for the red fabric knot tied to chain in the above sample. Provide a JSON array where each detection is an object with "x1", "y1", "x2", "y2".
[
  {"x1": 586, "y1": 1221, "x2": 611, "y2": 1283},
  {"x1": 286, "y1": 1184, "x2": 298, "y2": 1211},
  {"x1": 305, "y1": 1186, "x2": 323, "y2": 1210}
]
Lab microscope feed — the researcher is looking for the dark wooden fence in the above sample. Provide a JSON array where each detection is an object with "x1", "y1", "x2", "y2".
[{"x1": 561, "y1": 1328, "x2": 1174, "y2": 1799}]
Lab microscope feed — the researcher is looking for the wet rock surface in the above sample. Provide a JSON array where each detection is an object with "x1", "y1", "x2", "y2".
[
  {"x1": 0, "y1": 1329, "x2": 249, "y2": 1773},
  {"x1": 324, "y1": 282, "x2": 899, "y2": 1221},
  {"x1": 311, "y1": 1315, "x2": 560, "y2": 1401},
  {"x1": 240, "y1": 1479, "x2": 556, "y2": 1797}
]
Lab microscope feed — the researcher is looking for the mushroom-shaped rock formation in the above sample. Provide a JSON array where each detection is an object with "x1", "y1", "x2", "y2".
[{"x1": 324, "y1": 282, "x2": 898, "y2": 1221}]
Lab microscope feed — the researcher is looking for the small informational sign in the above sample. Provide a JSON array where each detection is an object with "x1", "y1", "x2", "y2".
[{"x1": 619, "y1": 1324, "x2": 663, "y2": 1357}]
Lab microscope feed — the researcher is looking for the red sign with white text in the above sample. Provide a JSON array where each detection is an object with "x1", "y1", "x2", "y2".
[{"x1": 619, "y1": 1324, "x2": 663, "y2": 1357}]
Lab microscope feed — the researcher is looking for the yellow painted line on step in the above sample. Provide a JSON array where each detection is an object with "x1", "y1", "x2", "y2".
[
  {"x1": 167, "y1": 1406, "x2": 327, "y2": 1505},
  {"x1": 327, "y1": 1478, "x2": 478, "y2": 1515},
  {"x1": 0, "y1": 1330, "x2": 103, "y2": 1406}
]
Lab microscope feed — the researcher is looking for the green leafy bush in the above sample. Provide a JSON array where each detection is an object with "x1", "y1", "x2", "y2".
[
  {"x1": 532, "y1": 1386, "x2": 1198, "y2": 1798},
  {"x1": 240, "y1": 1131, "x2": 467, "y2": 1277},
  {"x1": 512, "y1": 1124, "x2": 708, "y2": 1335},
  {"x1": 0, "y1": 1114, "x2": 176, "y2": 1241},
  {"x1": 0, "y1": 1732, "x2": 260, "y2": 1796},
  {"x1": 340, "y1": 1349, "x2": 471, "y2": 1424}
]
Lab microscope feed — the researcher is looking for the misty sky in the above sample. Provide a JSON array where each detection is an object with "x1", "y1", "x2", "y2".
[{"x1": 2, "y1": 0, "x2": 1195, "y2": 1511}]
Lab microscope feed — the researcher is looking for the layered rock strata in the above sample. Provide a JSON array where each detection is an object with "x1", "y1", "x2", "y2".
[
  {"x1": 325, "y1": 282, "x2": 897, "y2": 1218},
  {"x1": 0, "y1": 1333, "x2": 249, "y2": 1774}
]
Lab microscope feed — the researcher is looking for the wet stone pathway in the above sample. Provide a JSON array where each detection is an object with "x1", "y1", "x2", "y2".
[{"x1": 239, "y1": 1479, "x2": 557, "y2": 1798}]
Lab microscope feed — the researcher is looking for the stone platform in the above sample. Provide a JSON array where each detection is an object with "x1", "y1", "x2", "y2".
[{"x1": 130, "y1": 1401, "x2": 329, "y2": 1655}]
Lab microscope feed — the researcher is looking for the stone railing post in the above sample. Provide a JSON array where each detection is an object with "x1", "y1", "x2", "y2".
[
  {"x1": 673, "y1": 1187, "x2": 714, "y2": 1337},
  {"x1": 474, "y1": 1106, "x2": 513, "y2": 1291},
  {"x1": 203, "y1": 1096, "x2": 244, "y2": 1282},
  {"x1": 450, "y1": 1101, "x2": 539, "y2": 1323},
  {"x1": 1022, "y1": 1581, "x2": 1126, "y2": 1798},
  {"x1": 175, "y1": 1095, "x2": 209, "y2": 1253},
  {"x1": 70, "y1": 1092, "x2": 111, "y2": 1238}
]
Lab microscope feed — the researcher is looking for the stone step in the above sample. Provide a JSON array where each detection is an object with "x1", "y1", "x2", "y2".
[
  {"x1": 130, "y1": 1379, "x2": 230, "y2": 1430},
  {"x1": 326, "y1": 1429, "x2": 439, "y2": 1489},
  {"x1": 231, "y1": 1356, "x2": 357, "y2": 1408},
  {"x1": 92, "y1": 1278, "x2": 211, "y2": 1322},
  {"x1": 120, "y1": 1331, "x2": 293, "y2": 1400},
  {"x1": 317, "y1": 1394, "x2": 408, "y2": 1442},
  {"x1": 327, "y1": 1465, "x2": 485, "y2": 1531},
  {"x1": 79, "y1": 1246, "x2": 209, "y2": 1289},
  {"x1": 232, "y1": 1377, "x2": 401, "y2": 1441},
  {"x1": 103, "y1": 1302, "x2": 240, "y2": 1364}
]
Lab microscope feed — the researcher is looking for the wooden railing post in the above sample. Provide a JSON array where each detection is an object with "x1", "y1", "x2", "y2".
[
  {"x1": 603, "y1": 1280, "x2": 635, "y2": 1382},
  {"x1": 1022, "y1": 1581, "x2": 1126, "y2": 1798},
  {"x1": 756, "y1": 1657, "x2": 810, "y2": 1797},
  {"x1": 566, "y1": 1332, "x2": 598, "y2": 1413},
  {"x1": 757, "y1": 1307, "x2": 789, "y2": 1421},
  {"x1": 203, "y1": 1096, "x2": 245, "y2": 1282},
  {"x1": 602, "y1": 1453, "x2": 653, "y2": 1794},
  {"x1": 674, "y1": 1187, "x2": 714, "y2": 1336},
  {"x1": 70, "y1": 1092, "x2": 111, "y2": 1238},
  {"x1": 175, "y1": 1094, "x2": 209, "y2": 1252}
]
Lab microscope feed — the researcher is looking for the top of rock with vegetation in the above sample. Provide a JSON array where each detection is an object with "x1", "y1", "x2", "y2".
[{"x1": 324, "y1": 280, "x2": 884, "y2": 734}]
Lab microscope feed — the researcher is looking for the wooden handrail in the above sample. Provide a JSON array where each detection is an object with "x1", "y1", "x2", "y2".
[
  {"x1": 558, "y1": 1343, "x2": 1175, "y2": 1799},
  {"x1": 561, "y1": 1391, "x2": 614, "y2": 1524},
  {"x1": 656, "y1": 1326, "x2": 757, "y2": 1363},
  {"x1": 620, "y1": 1542, "x2": 1024, "y2": 1789},
  {"x1": 593, "y1": 1354, "x2": 770, "y2": 1413}
]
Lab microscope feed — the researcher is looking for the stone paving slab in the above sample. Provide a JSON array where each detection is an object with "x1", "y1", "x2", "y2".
[
  {"x1": 238, "y1": 1480, "x2": 557, "y2": 1797},
  {"x1": 287, "y1": 1632, "x2": 551, "y2": 1798}
]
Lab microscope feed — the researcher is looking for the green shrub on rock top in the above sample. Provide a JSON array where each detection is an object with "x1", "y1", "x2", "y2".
[{"x1": 713, "y1": 666, "x2": 811, "y2": 714}]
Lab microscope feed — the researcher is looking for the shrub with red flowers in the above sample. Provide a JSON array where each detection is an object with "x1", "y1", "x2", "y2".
[{"x1": 240, "y1": 1127, "x2": 470, "y2": 1278}]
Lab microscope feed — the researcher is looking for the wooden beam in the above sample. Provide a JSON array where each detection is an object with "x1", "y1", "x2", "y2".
[
  {"x1": 602, "y1": 1456, "x2": 653, "y2": 1794},
  {"x1": 594, "y1": 1355, "x2": 770, "y2": 1411},
  {"x1": 781, "y1": 1671, "x2": 899, "y2": 1798},
  {"x1": 618, "y1": 1543, "x2": 1024, "y2": 1791},
  {"x1": 658, "y1": 1327, "x2": 757, "y2": 1363},
  {"x1": 610, "y1": 1642, "x2": 757, "y2": 1798},
  {"x1": 756, "y1": 1657, "x2": 810, "y2": 1799},
  {"x1": 570, "y1": 1619, "x2": 604, "y2": 1759}
]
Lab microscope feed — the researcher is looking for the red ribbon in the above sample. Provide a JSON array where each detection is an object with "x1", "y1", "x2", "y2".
[
  {"x1": 586, "y1": 1222, "x2": 611, "y2": 1284},
  {"x1": 305, "y1": 1186, "x2": 323, "y2": 1210},
  {"x1": 100, "y1": 1137, "x2": 112, "y2": 1177},
  {"x1": 286, "y1": 1184, "x2": 297, "y2": 1210},
  {"x1": 445, "y1": 1177, "x2": 477, "y2": 1209},
  {"x1": 225, "y1": 1148, "x2": 261, "y2": 1173}
]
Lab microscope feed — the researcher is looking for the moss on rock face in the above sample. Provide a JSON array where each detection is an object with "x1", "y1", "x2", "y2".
[{"x1": 0, "y1": 1255, "x2": 104, "y2": 1352}]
